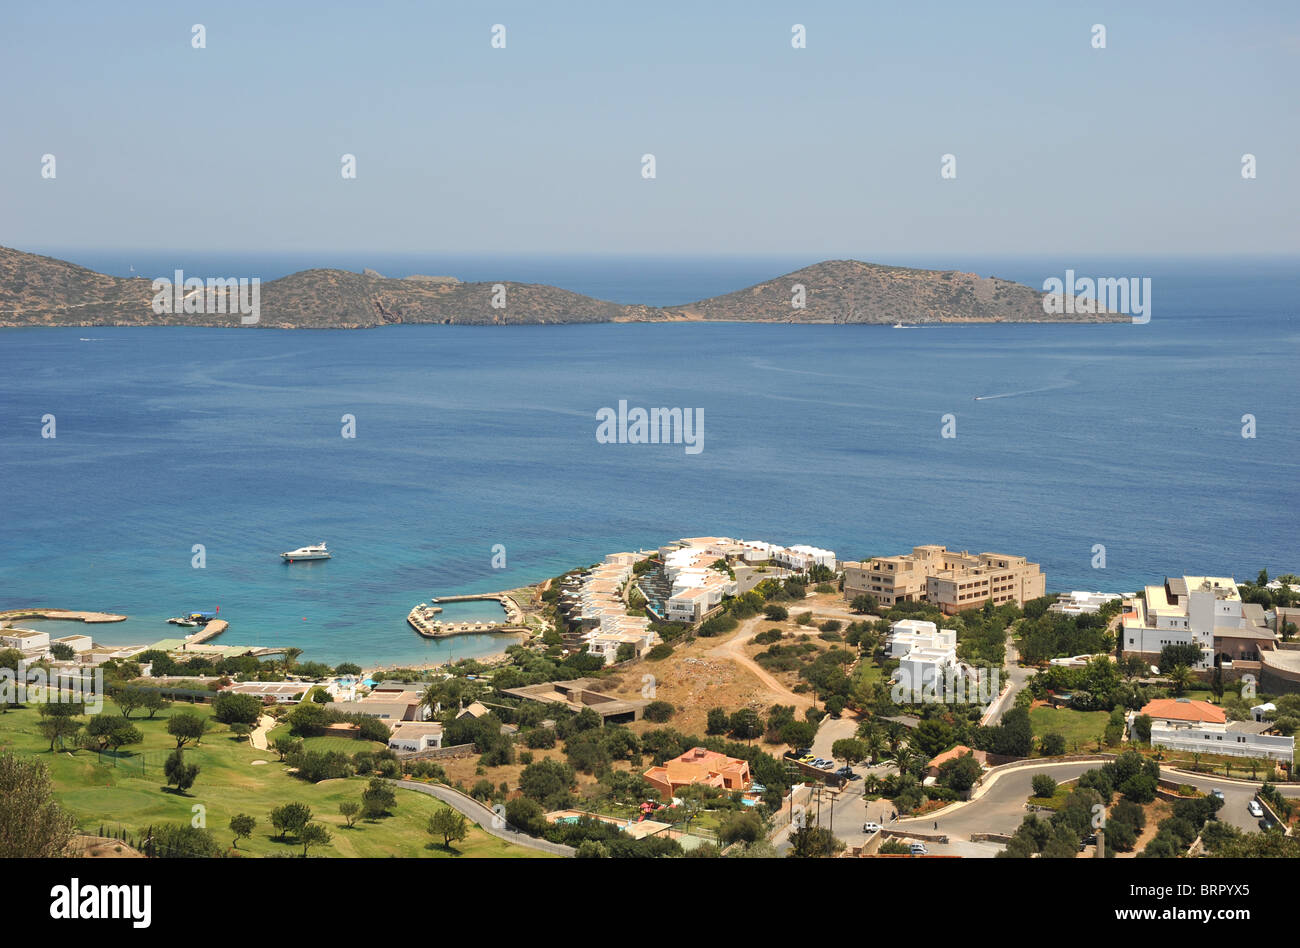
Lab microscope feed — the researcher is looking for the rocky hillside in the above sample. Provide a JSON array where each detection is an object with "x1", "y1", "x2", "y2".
[{"x1": 0, "y1": 247, "x2": 1125, "y2": 328}]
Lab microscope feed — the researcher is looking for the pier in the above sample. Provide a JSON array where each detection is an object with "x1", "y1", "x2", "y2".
[
  {"x1": 431, "y1": 593, "x2": 524, "y2": 623},
  {"x1": 0, "y1": 608, "x2": 127, "y2": 624},
  {"x1": 406, "y1": 589, "x2": 534, "y2": 639},
  {"x1": 185, "y1": 619, "x2": 228, "y2": 645},
  {"x1": 408, "y1": 602, "x2": 527, "y2": 639}
]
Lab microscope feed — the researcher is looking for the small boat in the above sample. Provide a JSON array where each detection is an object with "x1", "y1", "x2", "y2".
[
  {"x1": 167, "y1": 617, "x2": 198, "y2": 627},
  {"x1": 282, "y1": 542, "x2": 332, "y2": 562}
]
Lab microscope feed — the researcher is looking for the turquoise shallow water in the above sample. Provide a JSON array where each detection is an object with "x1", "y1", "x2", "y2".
[{"x1": 1, "y1": 256, "x2": 1296, "y2": 666}]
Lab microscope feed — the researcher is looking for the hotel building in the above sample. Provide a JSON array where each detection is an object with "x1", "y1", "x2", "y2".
[{"x1": 842, "y1": 545, "x2": 1045, "y2": 613}]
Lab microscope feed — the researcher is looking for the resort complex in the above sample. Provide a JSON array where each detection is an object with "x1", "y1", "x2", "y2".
[{"x1": 3, "y1": 538, "x2": 1300, "y2": 871}]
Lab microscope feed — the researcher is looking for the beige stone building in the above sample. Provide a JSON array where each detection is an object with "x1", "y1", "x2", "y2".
[{"x1": 842, "y1": 545, "x2": 1044, "y2": 614}]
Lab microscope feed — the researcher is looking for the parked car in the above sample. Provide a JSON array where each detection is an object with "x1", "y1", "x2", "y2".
[
  {"x1": 1211, "y1": 788, "x2": 1226, "y2": 801},
  {"x1": 846, "y1": 772, "x2": 863, "y2": 781},
  {"x1": 799, "y1": 755, "x2": 816, "y2": 764},
  {"x1": 1259, "y1": 818, "x2": 1275, "y2": 832},
  {"x1": 818, "y1": 761, "x2": 835, "y2": 771},
  {"x1": 909, "y1": 842, "x2": 929, "y2": 856},
  {"x1": 811, "y1": 758, "x2": 827, "y2": 768},
  {"x1": 1248, "y1": 800, "x2": 1264, "y2": 818},
  {"x1": 862, "y1": 822, "x2": 882, "y2": 833}
]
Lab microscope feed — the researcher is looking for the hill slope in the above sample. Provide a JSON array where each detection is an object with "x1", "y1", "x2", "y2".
[{"x1": 0, "y1": 247, "x2": 1124, "y2": 328}]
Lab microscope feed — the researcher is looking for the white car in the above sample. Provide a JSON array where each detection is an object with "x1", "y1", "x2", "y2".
[
  {"x1": 1248, "y1": 800, "x2": 1264, "y2": 818},
  {"x1": 910, "y1": 842, "x2": 929, "y2": 856},
  {"x1": 862, "y1": 822, "x2": 882, "y2": 834}
]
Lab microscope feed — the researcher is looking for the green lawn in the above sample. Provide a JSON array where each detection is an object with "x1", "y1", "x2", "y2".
[
  {"x1": 1029, "y1": 706, "x2": 1112, "y2": 752},
  {"x1": 265, "y1": 723, "x2": 385, "y2": 756},
  {"x1": 0, "y1": 701, "x2": 549, "y2": 858},
  {"x1": 854, "y1": 660, "x2": 884, "y2": 688},
  {"x1": 1026, "y1": 786, "x2": 1072, "y2": 810}
]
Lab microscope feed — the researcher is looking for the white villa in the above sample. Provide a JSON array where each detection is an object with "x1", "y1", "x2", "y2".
[
  {"x1": 387, "y1": 721, "x2": 445, "y2": 753},
  {"x1": 886, "y1": 619, "x2": 971, "y2": 697},
  {"x1": 1048, "y1": 591, "x2": 1122, "y2": 616},
  {"x1": 1134, "y1": 698, "x2": 1294, "y2": 764}
]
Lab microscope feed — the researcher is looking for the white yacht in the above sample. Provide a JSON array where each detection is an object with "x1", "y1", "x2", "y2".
[{"x1": 281, "y1": 542, "x2": 332, "y2": 562}]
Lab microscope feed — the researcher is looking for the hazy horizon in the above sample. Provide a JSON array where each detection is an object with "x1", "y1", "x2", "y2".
[{"x1": 3, "y1": 0, "x2": 1297, "y2": 257}]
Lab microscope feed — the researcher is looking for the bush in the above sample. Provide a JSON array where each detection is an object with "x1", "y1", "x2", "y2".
[
  {"x1": 505, "y1": 796, "x2": 546, "y2": 835},
  {"x1": 763, "y1": 605, "x2": 789, "y2": 621},
  {"x1": 1039, "y1": 732, "x2": 1066, "y2": 757},
  {"x1": 1031, "y1": 774, "x2": 1058, "y2": 799},
  {"x1": 1120, "y1": 773, "x2": 1157, "y2": 804},
  {"x1": 646, "y1": 644, "x2": 674, "y2": 661},
  {"x1": 643, "y1": 701, "x2": 675, "y2": 723},
  {"x1": 523, "y1": 728, "x2": 557, "y2": 749},
  {"x1": 211, "y1": 692, "x2": 263, "y2": 727}
]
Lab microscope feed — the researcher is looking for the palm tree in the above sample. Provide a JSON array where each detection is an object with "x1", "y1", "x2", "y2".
[
  {"x1": 864, "y1": 732, "x2": 886, "y2": 765},
  {"x1": 1168, "y1": 664, "x2": 1193, "y2": 697},
  {"x1": 281, "y1": 648, "x2": 303, "y2": 674}
]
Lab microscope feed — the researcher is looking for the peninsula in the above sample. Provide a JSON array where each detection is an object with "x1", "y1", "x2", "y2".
[{"x1": 0, "y1": 247, "x2": 1126, "y2": 329}]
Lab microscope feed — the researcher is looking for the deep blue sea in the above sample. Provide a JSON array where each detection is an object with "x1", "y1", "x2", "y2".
[{"x1": 1, "y1": 254, "x2": 1297, "y2": 667}]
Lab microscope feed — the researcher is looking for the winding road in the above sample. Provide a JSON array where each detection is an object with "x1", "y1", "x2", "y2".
[{"x1": 394, "y1": 779, "x2": 575, "y2": 856}]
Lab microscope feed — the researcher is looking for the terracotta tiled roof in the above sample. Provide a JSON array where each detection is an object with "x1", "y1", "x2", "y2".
[{"x1": 1140, "y1": 698, "x2": 1226, "y2": 724}]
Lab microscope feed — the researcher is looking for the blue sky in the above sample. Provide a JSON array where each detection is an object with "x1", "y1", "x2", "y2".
[{"x1": 2, "y1": 0, "x2": 1297, "y2": 256}]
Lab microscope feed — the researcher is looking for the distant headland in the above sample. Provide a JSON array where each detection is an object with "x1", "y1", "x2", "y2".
[{"x1": 0, "y1": 246, "x2": 1126, "y2": 329}]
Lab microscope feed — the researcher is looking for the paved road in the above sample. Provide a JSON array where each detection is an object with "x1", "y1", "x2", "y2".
[
  {"x1": 394, "y1": 780, "x2": 575, "y2": 856},
  {"x1": 896, "y1": 759, "x2": 1299, "y2": 844},
  {"x1": 982, "y1": 631, "x2": 1034, "y2": 725}
]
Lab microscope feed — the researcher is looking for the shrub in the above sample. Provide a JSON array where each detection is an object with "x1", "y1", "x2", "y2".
[
  {"x1": 1031, "y1": 774, "x2": 1058, "y2": 799},
  {"x1": 1039, "y1": 732, "x2": 1066, "y2": 757},
  {"x1": 643, "y1": 701, "x2": 675, "y2": 723},
  {"x1": 523, "y1": 728, "x2": 557, "y2": 749}
]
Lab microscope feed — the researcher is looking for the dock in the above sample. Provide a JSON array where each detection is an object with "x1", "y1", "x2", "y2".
[
  {"x1": 0, "y1": 608, "x2": 127, "y2": 624},
  {"x1": 186, "y1": 619, "x2": 228, "y2": 645},
  {"x1": 407, "y1": 603, "x2": 527, "y2": 639},
  {"x1": 148, "y1": 636, "x2": 284, "y2": 658},
  {"x1": 430, "y1": 593, "x2": 524, "y2": 622}
]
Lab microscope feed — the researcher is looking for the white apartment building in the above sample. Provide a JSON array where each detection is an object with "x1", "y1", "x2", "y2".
[
  {"x1": 887, "y1": 619, "x2": 965, "y2": 694},
  {"x1": 886, "y1": 619, "x2": 957, "y2": 658},
  {"x1": 1048, "y1": 591, "x2": 1121, "y2": 616},
  {"x1": 772, "y1": 544, "x2": 837, "y2": 571},
  {"x1": 1121, "y1": 576, "x2": 1275, "y2": 669}
]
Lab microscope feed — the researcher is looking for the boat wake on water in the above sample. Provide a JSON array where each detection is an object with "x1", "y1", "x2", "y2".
[{"x1": 972, "y1": 382, "x2": 1074, "y2": 401}]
